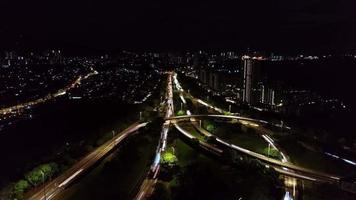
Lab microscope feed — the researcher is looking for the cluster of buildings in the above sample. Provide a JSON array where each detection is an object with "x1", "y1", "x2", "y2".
[
  {"x1": 1, "y1": 50, "x2": 64, "y2": 67},
  {"x1": 175, "y1": 50, "x2": 347, "y2": 117},
  {"x1": 196, "y1": 54, "x2": 276, "y2": 108}
]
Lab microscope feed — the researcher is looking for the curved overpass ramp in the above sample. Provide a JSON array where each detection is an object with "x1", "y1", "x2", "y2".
[{"x1": 168, "y1": 115, "x2": 341, "y2": 184}]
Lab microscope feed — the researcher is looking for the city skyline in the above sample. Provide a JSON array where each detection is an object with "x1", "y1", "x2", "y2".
[{"x1": 1, "y1": 1, "x2": 356, "y2": 200}]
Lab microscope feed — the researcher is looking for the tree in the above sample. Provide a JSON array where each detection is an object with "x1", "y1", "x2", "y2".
[
  {"x1": 25, "y1": 169, "x2": 42, "y2": 186},
  {"x1": 25, "y1": 162, "x2": 59, "y2": 187},
  {"x1": 162, "y1": 151, "x2": 178, "y2": 166},
  {"x1": 206, "y1": 124, "x2": 215, "y2": 133},
  {"x1": 13, "y1": 180, "x2": 30, "y2": 199},
  {"x1": 263, "y1": 147, "x2": 280, "y2": 160},
  {"x1": 176, "y1": 110, "x2": 185, "y2": 116}
]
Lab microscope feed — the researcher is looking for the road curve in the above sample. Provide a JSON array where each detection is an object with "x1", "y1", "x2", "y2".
[{"x1": 172, "y1": 117, "x2": 340, "y2": 184}]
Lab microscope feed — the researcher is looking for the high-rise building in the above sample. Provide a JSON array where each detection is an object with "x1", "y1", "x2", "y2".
[
  {"x1": 260, "y1": 85, "x2": 265, "y2": 104},
  {"x1": 266, "y1": 88, "x2": 275, "y2": 106},
  {"x1": 198, "y1": 69, "x2": 221, "y2": 92},
  {"x1": 209, "y1": 72, "x2": 219, "y2": 91},
  {"x1": 242, "y1": 56, "x2": 253, "y2": 104},
  {"x1": 199, "y1": 69, "x2": 208, "y2": 84},
  {"x1": 5, "y1": 51, "x2": 16, "y2": 60},
  {"x1": 259, "y1": 84, "x2": 275, "y2": 106},
  {"x1": 242, "y1": 55, "x2": 260, "y2": 105}
]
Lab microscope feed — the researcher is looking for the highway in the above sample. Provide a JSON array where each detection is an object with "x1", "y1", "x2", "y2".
[
  {"x1": 170, "y1": 114, "x2": 340, "y2": 183},
  {"x1": 135, "y1": 72, "x2": 174, "y2": 200},
  {"x1": 0, "y1": 67, "x2": 98, "y2": 118},
  {"x1": 173, "y1": 76, "x2": 300, "y2": 199},
  {"x1": 26, "y1": 122, "x2": 147, "y2": 200}
]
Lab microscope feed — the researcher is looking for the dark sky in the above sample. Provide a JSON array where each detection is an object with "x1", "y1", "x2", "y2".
[{"x1": 1, "y1": 0, "x2": 355, "y2": 53}]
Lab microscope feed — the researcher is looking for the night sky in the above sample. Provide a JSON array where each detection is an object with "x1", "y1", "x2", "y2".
[{"x1": 1, "y1": 0, "x2": 355, "y2": 53}]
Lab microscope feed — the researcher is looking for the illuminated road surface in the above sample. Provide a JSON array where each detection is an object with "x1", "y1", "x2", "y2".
[
  {"x1": 0, "y1": 68, "x2": 98, "y2": 118},
  {"x1": 171, "y1": 73, "x2": 343, "y2": 198},
  {"x1": 135, "y1": 72, "x2": 174, "y2": 200},
  {"x1": 27, "y1": 122, "x2": 147, "y2": 200},
  {"x1": 171, "y1": 115, "x2": 340, "y2": 184}
]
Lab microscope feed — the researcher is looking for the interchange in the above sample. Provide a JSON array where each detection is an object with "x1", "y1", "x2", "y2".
[
  {"x1": 23, "y1": 71, "x2": 353, "y2": 200},
  {"x1": 170, "y1": 72, "x2": 351, "y2": 199},
  {"x1": 168, "y1": 115, "x2": 340, "y2": 183}
]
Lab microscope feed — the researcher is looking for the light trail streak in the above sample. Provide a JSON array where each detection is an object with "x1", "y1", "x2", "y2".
[
  {"x1": 0, "y1": 69, "x2": 98, "y2": 117},
  {"x1": 325, "y1": 152, "x2": 356, "y2": 166},
  {"x1": 58, "y1": 169, "x2": 83, "y2": 187}
]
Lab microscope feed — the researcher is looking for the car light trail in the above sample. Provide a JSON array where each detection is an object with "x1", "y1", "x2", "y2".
[
  {"x1": 174, "y1": 123, "x2": 194, "y2": 139},
  {"x1": 179, "y1": 95, "x2": 186, "y2": 104},
  {"x1": 283, "y1": 191, "x2": 293, "y2": 200},
  {"x1": 262, "y1": 134, "x2": 288, "y2": 162},
  {"x1": 0, "y1": 69, "x2": 98, "y2": 118},
  {"x1": 134, "y1": 92, "x2": 152, "y2": 104},
  {"x1": 153, "y1": 165, "x2": 160, "y2": 179},
  {"x1": 115, "y1": 134, "x2": 126, "y2": 142},
  {"x1": 58, "y1": 169, "x2": 84, "y2": 187},
  {"x1": 325, "y1": 152, "x2": 356, "y2": 166}
]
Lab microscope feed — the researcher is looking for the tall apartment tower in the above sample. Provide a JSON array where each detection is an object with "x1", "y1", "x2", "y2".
[
  {"x1": 209, "y1": 72, "x2": 219, "y2": 91},
  {"x1": 242, "y1": 56, "x2": 253, "y2": 104},
  {"x1": 199, "y1": 69, "x2": 208, "y2": 84}
]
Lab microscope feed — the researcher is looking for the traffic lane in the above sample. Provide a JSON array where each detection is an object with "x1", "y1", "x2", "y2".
[{"x1": 28, "y1": 122, "x2": 147, "y2": 200}]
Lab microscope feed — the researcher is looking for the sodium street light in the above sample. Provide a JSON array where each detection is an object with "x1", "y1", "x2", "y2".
[{"x1": 112, "y1": 130, "x2": 116, "y2": 143}]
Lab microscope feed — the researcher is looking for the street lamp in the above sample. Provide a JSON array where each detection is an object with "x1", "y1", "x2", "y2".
[
  {"x1": 280, "y1": 120, "x2": 284, "y2": 129},
  {"x1": 267, "y1": 143, "x2": 271, "y2": 159},
  {"x1": 40, "y1": 170, "x2": 46, "y2": 200},
  {"x1": 171, "y1": 146, "x2": 175, "y2": 154}
]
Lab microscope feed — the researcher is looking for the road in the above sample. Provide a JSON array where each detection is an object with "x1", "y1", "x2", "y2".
[
  {"x1": 26, "y1": 122, "x2": 147, "y2": 200},
  {"x1": 134, "y1": 72, "x2": 174, "y2": 200},
  {"x1": 170, "y1": 114, "x2": 340, "y2": 183},
  {"x1": 173, "y1": 76, "x2": 299, "y2": 199},
  {"x1": 0, "y1": 67, "x2": 98, "y2": 118}
]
